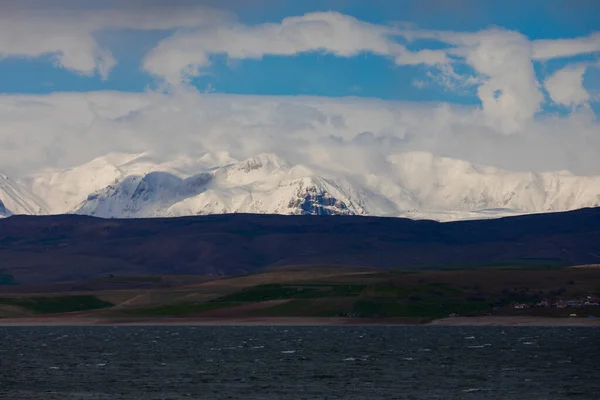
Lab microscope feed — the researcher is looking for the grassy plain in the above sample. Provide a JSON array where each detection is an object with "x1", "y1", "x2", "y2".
[{"x1": 1, "y1": 266, "x2": 599, "y2": 322}]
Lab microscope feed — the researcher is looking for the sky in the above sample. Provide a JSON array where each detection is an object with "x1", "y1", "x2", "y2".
[{"x1": 1, "y1": 0, "x2": 600, "y2": 177}]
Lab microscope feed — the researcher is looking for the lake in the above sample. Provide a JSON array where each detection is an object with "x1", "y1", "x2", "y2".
[{"x1": 1, "y1": 326, "x2": 598, "y2": 399}]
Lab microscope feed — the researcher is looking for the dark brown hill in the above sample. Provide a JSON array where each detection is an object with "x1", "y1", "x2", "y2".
[{"x1": 1, "y1": 208, "x2": 599, "y2": 284}]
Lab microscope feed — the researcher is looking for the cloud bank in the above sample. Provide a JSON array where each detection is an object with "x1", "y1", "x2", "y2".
[
  {"x1": 141, "y1": 11, "x2": 600, "y2": 133},
  {"x1": 1, "y1": 90, "x2": 599, "y2": 178},
  {"x1": 0, "y1": 3, "x2": 229, "y2": 78}
]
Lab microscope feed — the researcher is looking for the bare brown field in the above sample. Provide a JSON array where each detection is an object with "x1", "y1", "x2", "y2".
[{"x1": 198, "y1": 300, "x2": 292, "y2": 318}]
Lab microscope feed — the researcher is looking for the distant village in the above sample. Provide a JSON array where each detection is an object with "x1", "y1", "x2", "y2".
[{"x1": 510, "y1": 295, "x2": 600, "y2": 310}]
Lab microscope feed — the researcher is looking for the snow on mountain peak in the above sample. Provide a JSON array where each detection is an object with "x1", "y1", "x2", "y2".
[
  {"x1": 387, "y1": 151, "x2": 600, "y2": 212},
  {"x1": 23, "y1": 155, "x2": 126, "y2": 214},
  {"x1": 197, "y1": 151, "x2": 238, "y2": 168},
  {"x1": 0, "y1": 173, "x2": 47, "y2": 215},
  {"x1": 76, "y1": 169, "x2": 216, "y2": 218},
  {"x1": 216, "y1": 153, "x2": 293, "y2": 187},
  {"x1": 2, "y1": 150, "x2": 600, "y2": 221},
  {"x1": 236, "y1": 153, "x2": 291, "y2": 173}
]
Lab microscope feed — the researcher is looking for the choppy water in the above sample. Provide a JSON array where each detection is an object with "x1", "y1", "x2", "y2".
[{"x1": 0, "y1": 326, "x2": 598, "y2": 399}]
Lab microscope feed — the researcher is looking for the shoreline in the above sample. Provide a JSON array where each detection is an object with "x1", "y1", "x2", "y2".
[{"x1": 0, "y1": 316, "x2": 598, "y2": 327}]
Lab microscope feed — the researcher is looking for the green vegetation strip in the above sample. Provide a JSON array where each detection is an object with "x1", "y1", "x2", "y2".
[
  {"x1": 0, "y1": 295, "x2": 113, "y2": 314},
  {"x1": 250, "y1": 298, "x2": 356, "y2": 318},
  {"x1": 211, "y1": 284, "x2": 366, "y2": 302},
  {"x1": 205, "y1": 282, "x2": 494, "y2": 318}
]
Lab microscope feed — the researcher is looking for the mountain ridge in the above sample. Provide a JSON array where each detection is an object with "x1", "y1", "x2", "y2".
[
  {"x1": 1, "y1": 151, "x2": 600, "y2": 221},
  {"x1": 1, "y1": 207, "x2": 600, "y2": 284}
]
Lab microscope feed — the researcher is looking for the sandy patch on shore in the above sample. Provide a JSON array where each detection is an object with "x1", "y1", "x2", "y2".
[
  {"x1": 428, "y1": 316, "x2": 600, "y2": 327},
  {"x1": 198, "y1": 300, "x2": 291, "y2": 317},
  {"x1": 0, "y1": 317, "x2": 369, "y2": 327}
]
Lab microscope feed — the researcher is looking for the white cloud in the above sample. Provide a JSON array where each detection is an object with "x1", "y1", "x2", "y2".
[
  {"x1": 143, "y1": 11, "x2": 447, "y2": 85},
  {"x1": 1, "y1": 90, "x2": 599, "y2": 179},
  {"x1": 399, "y1": 28, "x2": 547, "y2": 133},
  {"x1": 458, "y1": 29, "x2": 543, "y2": 133},
  {"x1": 144, "y1": 11, "x2": 588, "y2": 134},
  {"x1": 532, "y1": 33, "x2": 600, "y2": 60},
  {"x1": 544, "y1": 65, "x2": 591, "y2": 108},
  {"x1": 394, "y1": 49, "x2": 449, "y2": 65},
  {"x1": 0, "y1": 5, "x2": 229, "y2": 77},
  {"x1": 397, "y1": 27, "x2": 600, "y2": 132}
]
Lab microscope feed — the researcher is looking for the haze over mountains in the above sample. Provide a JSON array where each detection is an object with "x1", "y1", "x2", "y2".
[{"x1": 1, "y1": 151, "x2": 600, "y2": 221}]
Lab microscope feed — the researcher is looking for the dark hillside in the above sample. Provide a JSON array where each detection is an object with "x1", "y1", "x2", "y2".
[{"x1": 0, "y1": 208, "x2": 599, "y2": 284}]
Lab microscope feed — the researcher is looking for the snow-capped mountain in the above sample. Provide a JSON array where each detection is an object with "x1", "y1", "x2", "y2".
[
  {"x1": 75, "y1": 154, "x2": 378, "y2": 218},
  {"x1": 387, "y1": 152, "x2": 600, "y2": 212},
  {"x1": 1, "y1": 151, "x2": 600, "y2": 221},
  {"x1": 0, "y1": 173, "x2": 47, "y2": 216}
]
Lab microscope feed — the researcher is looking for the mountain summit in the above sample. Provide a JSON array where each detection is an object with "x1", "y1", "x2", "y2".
[{"x1": 1, "y1": 151, "x2": 599, "y2": 221}]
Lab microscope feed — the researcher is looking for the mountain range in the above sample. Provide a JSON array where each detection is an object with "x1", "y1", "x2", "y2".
[{"x1": 1, "y1": 151, "x2": 600, "y2": 221}]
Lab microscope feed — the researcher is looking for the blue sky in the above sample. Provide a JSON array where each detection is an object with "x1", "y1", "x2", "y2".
[
  {"x1": 1, "y1": 0, "x2": 598, "y2": 113},
  {"x1": 1, "y1": 0, "x2": 600, "y2": 176}
]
